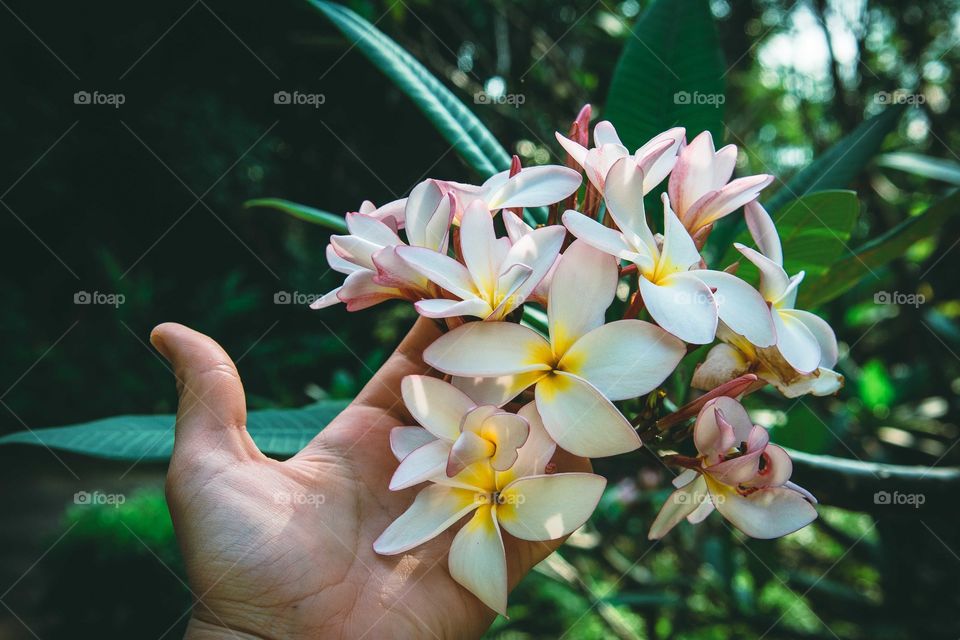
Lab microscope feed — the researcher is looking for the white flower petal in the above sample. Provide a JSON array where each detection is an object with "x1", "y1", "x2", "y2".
[
  {"x1": 345, "y1": 212, "x2": 403, "y2": 247},
  {"x1": 401, "y1": 375, "x2": 476, "y2": 441},
  {"x1": 449, "y1": 505, "x2": 508, "y2": 615},
  {"x1": 735, "y1": 243, "x2": 790, "y2": 302},
  {"x1": 744, "y1": 201, "x2": 782, "y2": 265},
  {"x1": 707, "y1": 477, "x2": 817, "y2": 539},
  {"x1": 548, "y1": 240, "x2": 618, "y2": 354},
  {"x1": 459, "y1": 201, "x2": 500, "y2": 296},
  {"x1": 452, "y1": 371, "x2": 547, "y2": 407},
  {"x1": 389, "y1": 439, "x2": 452, "y2": 490},
  {"x1": 782, "y1": 309, "x2": 839, "y2": 368},
  {"x1": 535, "y1": 371, "x2": 641, "y2": 457},
  {"x1": 395, "y1": 246, "x2": 477, "y2": 300},
  {"x1": 593, "y1": 120, "x2": 623, "y2": 147},
  {"x1": 404, "y1": 180, "x2": 446, "y2": 248},
  {"x1": 447, "y1": 431, "x2": 496, "y2": 477},
  {"x1": 496, "y1": 402, "x2": 558, "y2": 487},
  {"x1": 326, "y1": 244, "x2": 361, "y2": 275},
  {"x1": 373, "y1": 484, "x2": 479, "y2": 555},
  {"x1": 603, "y1": 157, "x2": 658, "y2": 253},
  {"x1": 310, "y1": 286, "x2": 344, "y2": 310},
  {"x1": 686, "y1": 174, "x2": 773, "y2": 231},
  {"x1": 415, "y1": 298, "x2": 493, "y2": 319},
  {"x1": 559, "y1": 320, "x2": 686, "y2": 400},
  {"x1": 648, "y1": 476, "x2": 708, "y2": 539},
  {"x1": 694, "y1": 270, "x2": 776, "y2": 348},
  {"x1": 498, "y1": 473, "x2": 606, "y2": 541},
  {"x1": 337, "y1": 269, "x2": 402, "y2": 311},
  {"x1": 634, "y1": 127, "x2": 685, "y2": 191},
  {"x1": 668, "y1": 131, "x2": 720, "y2": 219},
  {"x1": 425, "y1": 322, "x2": 553, "y2": 377},
  {"x1": 488, "y1": 165, "x2": 582, "y2": 210},
  {"x1": 638, "y1": 272, "x2": 718, "y2": 345},
  {"x1": 772, "y1": 309, "x2": 822, "y2": 373},
  {"x1": 658, "y1": 195, "x2": 703, "y2": 274},
  {"x1": 390, "y1": 426, "x2": 437, "y2": 461},
  {"x1": 562, "y1": 210, "x2": 648, "y2": 267},
  {"x1": 497, "y1": 225, "x2": 565, "y2": 315},
  {"x1": 555, "y1": 131, "x2": 588, "y2": 166}
]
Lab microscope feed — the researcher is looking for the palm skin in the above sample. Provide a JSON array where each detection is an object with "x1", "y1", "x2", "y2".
[{"x1": 151, "y1": 319, "x2": 588, "y2": 639}]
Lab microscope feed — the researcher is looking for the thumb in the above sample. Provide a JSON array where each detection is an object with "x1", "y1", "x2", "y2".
[{"x1": 151, "y1": 322, "x2": 259, "y2": 465}]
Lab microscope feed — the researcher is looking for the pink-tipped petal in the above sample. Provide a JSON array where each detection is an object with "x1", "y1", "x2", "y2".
[{"x1": 648, "y1": 475, "x2": 708, "y2": 539}]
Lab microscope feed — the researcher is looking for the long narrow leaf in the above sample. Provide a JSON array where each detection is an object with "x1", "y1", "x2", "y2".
[
  {"x1": 245, "y1": 198, "x2": 347, "y2": 233},
  {"x1": 309, "y1": 0, "x2": 510, "y2": 177},
  {"x1": 605, "y1": 0, "x2": 725, "y2": 151},
  {"x1": 799, "y1": 190, "x2": 960, "y2": 307},
  {"x1": 0, "y1": 400, "x2": 350, "y2": 461},
  {"x1": 876, "y1": 152, "x2": 960, "y2": 186}
]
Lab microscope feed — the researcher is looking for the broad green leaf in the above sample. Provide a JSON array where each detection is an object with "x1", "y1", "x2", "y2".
[
  {"x1": 876, "y1": 152, "x2": 960, "y2": 186},
  {"x1": 707, "y1": 105, "x2": 905, "y2": 255},
  {"x1": 308, "y1": 0, "x2": 510, "y2": 177},
  {"x1": 764, "y1": 105, "x2": 906, "y2": 213},
  {"x1": 605, "y1": 0, "x2": 725, "y2": 150},
  {"x1": 721, "y1": 190, "x2": 859, "y2": 284},
  {"x1": 0, "y1": 399, "x2": 350, "y2": 461},
  {"x1": 799, "y1": 190, "x2": 960, "y2": 307},
  {"x1": 245, "y1": 198, "x2": 347, "y2": 233}
]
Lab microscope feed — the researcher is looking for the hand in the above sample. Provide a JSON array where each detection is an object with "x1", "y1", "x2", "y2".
[{"x1": 151, "y1": 318, "x2": 588, "y2": 639}]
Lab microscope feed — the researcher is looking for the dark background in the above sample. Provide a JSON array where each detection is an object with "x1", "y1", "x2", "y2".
[{"x1": 1, "y1": 1, "x2": 959, "y2": 638}]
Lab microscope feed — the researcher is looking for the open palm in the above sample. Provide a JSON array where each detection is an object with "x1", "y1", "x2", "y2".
[{"x1": 152, "y1": 319, "x2": 587, "y2": 639}]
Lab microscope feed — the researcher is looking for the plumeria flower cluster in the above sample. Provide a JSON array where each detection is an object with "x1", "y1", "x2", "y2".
[{"x1": 311, "y1": 105, "x2": 842, "y2": 613}]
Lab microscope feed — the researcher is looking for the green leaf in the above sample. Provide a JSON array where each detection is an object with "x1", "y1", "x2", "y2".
[
  {"x1": 721, "y1": 190, "x2": 859, "y2": 284},
  {"x1": 707, "y1": 105, "x2": 905, "y2": 255},
  {"x1": 308, "y1": 0, "x2": 510, "y2": 177},
  {"x1": 799, "y1": 190, "x2": 960, "y2": 307},
  {"x1": 0, "y1": 400, "x2": 350, "y2": 461},
  {"x1": 876, "y1": 152, "x2": 960, "y2": 186},
  {"x1": 605, "y1": 0, "x2": 725, "y2": 151},
  {"x1": 245, "y1": 198, "x2": 347, "y2": 233},
  {"x1": 765, "y1": 105, "x2": 906, "y2": 213}
]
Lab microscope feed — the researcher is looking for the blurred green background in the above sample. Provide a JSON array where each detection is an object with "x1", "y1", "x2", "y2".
[{"x1": 1, "y1": 0, "x2": 959, "y2": 638}]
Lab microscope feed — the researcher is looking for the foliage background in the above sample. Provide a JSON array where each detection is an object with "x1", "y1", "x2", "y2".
[{"x1": 1, "y1": 0, "x2": 958, "y2": 638}]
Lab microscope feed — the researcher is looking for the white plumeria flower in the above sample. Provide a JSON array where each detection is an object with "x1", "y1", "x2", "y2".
[
  {"x1": 556, "y1": 120, "x2": 684, "y2": 194},
  {"x1": 437, "y1": 164, "x2": 582, "y2": 223},
  {"x1": 563, "y1": 157, "x2": 776, "y2": 346},
  {"x1": 424, "y1": 240, "x2": 686, "y2": 458},
  {"x1": 735, "y1": 201, "x2": 841, "y2": 374},
  {"x1": 311, "y1": 180, "x2": 456, "y2": 310},
  {"x1": 388, "y1": 375, "x2": 531, "y2": 488},
  {"x1": 397, "y1": 201, "x2": 565, "y2": 320},
  {"x1": 649, "y1": 397, "x2": 817, "y2": 539},
  {"x1": 667, "y1": 131, "x2": 773, "y2": 237},
  {"x1": 375, "y1": 402, "x2": 606, "y2": 615}
]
